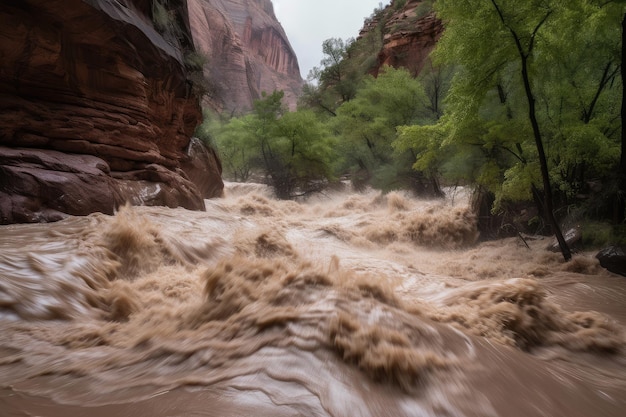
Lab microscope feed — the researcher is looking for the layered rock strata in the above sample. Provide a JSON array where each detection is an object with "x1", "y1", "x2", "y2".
[
  {"x1": 360, "y1": 0, "x2": 443, "y2": 76},
  {"x1": 0, "y1": 0, "x2": 224, "y2": 224},
  {"x1": 188, "y1": 0, "x2": 303, "y2": 112}
]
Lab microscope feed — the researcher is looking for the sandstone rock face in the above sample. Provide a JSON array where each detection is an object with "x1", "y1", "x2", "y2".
[
  {"x1": 188, "y1": 0, "x2": 303, "y2": 112},
  {"x1": 0, "y1": 0, "x2": 224, "y2": 224},
  {"x1": 0, "y1": 147, "x2": 123, "y2": 223},
  {"x1": 360, "y1": 0, "x2": 443, "y2": 76},
  {"x1": 181, "y1": 138, "x2": 224, "y2": 199}
]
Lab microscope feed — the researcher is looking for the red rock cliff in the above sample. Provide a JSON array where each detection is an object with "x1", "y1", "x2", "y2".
[
  {"x1": 0, "y1": 0, "x2": 224, "y2": 224},
  {"x1": 188, "y1": 0, "x2": 303, "y2": 112},
  {"x1": 361, "y1": 0, "x2": 443, "y2": 76}
]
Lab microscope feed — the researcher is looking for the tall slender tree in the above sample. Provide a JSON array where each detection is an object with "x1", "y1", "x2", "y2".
[
  {"x1": 434, "y1": 0, "x2": 575, "y2": 259},
  {"x1": 489, "y1": 0, "x2": 570, "y2": 260}
]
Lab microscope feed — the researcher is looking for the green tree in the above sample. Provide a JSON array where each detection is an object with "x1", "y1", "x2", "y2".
[
  {"x1": 334, "y1": 66, "x2": 439, "y2": 193},
  {"x1": 536, "y1": 1, "x2": 621, "y2": 213},
  {"x1": 418, "y1": 59, "x2": 453, "y2": 121},
  {"x1": 214, "y1": 91, "x2": 337, "y2": 198},
  {"x1": 428, "y1": 0, "x2": 626, "y2": 255},
  {"x1": 434, "y1": 0, "x2": 578, "y2": 258},
  {"x1": 302, "y1": 38, "x2": 361, "y2": 116},
  {"x1": 271, "y1": 110, "x2": 338, "y2": 198},
  {"x1": 302, "y1": 30, "x2": 391, "y2": 116},
  {"x1": 492, "y1": 0, "x2": 572, "y2": 260},
  {"x1": 213, "y1": 115, "x2": 257, "y2": 182}
]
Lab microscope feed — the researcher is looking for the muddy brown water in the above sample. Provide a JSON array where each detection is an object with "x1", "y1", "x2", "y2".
[{"x1": 1, "y1": 183, "x2": 624, "y2": 416}]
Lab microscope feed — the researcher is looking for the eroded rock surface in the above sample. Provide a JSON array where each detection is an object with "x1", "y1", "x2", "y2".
[
  {"x1": 189, "y1": 0, "x2": 303, "y2": 112},
  {"x1": 360, "y1": 0, "x2": 443, "y2": 76},
  {"x1": 0, "y1": 0, "x2": 223, "y2": 224}
]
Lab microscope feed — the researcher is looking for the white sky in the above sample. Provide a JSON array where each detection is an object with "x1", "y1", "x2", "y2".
[{"x1": 272, "y1": 0, "x2": 392, "y2": 80}]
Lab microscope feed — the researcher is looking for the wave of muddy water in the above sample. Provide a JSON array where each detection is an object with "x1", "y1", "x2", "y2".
[{"x1": 1, "y1": 183, "x2": 625, "y2": 416}]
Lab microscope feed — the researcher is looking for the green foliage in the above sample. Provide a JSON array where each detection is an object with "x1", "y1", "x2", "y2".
[
  {"x1": 194, "y1": 108, "x2": 218, "y2": 148},
  {"x1": 429, "y1": 0, "x2": 624, "y2": 222},
  {"x1": 184, "y1": 51, "x2": 212, "y2": 98},
  {"x1": 215, "y1": 115, "x2": 258, "y2": 182},
  {"x1": 394, "y1": 0, "x2": 407, "y2": 11},
  {"x1": 303, "y1": 21, "x2": 388, "y2": 115},
  {"x1": 418, "y1": 60, "x2": 453, "y2": 120},
  {"x1": 494, "y1": 162, "x2": 541, "y2": 211},
  {"x1": 184, "y1": 51, "x2": 208, "y2": 71},
  {"x1": 319, "y1": 38, "x2": 360, "y2": 102},
  {"x1": 152, "y1": 0, "x2": 172, "y2": 32},
  {"x1": 302, "y1": 38, "x2": 364, "y2": 115},
  {"x1": 415, "y1": 0, "x2": 435, "y2": 18},
  {"x1": 334, "y1": 66, "x2": 441, "y2": 193},
  {"x1": 194, "y1": 108, "x2": 255, "y2": 182},
  {"x1": 151, "y1": 0, "x2": 184, "y2": 45},
  {"x1": 151, "y1": 1, "x2": 210, "y2": 99},
  {"x1": 576, "y1": 217, "x2": 626, "y2": 249},
  {"x1": 213, "y1": 91, "x2": 338, "y2": 198},
  {"x1": 551, "y1": 122, "x2": 619, "y2": 198},
  {"x1": 581, "y1": 221, "x2": 614, "y2": 249},
  {"x1": 270, "y1": 110, "x2": 338, "y2": 197},
  {"x1": 395, "y1": 121, "x2": 448, "y2": 174}
]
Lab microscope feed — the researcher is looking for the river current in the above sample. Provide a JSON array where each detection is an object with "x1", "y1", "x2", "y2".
[{"x1": 1, "y1": 183, "x2": 624, "y2": 416}]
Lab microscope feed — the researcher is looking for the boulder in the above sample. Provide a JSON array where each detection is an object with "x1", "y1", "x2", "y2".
[
  {"x1": 547, "y1": 227, "x2": 582, "y2": 253},
  {"x1": 596, "y1": 246, "x2": 626, "y2": 277},
  {"x1": 180, "y1": 138, "x2": 224, "y2": 199},
  {"x1": 0, "y1": 147, "x2": 209, "y2": 224}
]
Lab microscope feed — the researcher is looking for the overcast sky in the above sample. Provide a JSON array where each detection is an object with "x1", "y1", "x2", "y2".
[{"x1": 272, "y1": 0, "x2": 391, "y2": 80}]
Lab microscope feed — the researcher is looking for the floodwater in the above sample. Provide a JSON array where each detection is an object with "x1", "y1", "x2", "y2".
[{"x1": 0, "y1": 183, "x2": 624, "y2": 417}]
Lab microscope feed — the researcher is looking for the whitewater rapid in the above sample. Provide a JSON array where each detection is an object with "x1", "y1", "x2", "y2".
[{"x1": 0, "y1": 183, "x2": 624, "y2": 416}]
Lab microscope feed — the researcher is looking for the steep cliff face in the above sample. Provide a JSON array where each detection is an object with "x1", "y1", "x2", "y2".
[
  {"x1": 360, "y1": 0, "x2": 443, "y2": 76},
  {"x1": 188, "y1": 0, "x2": 303, "y2": 112},
  {"x1": 0, "y1": 0, "x2": 224, "y2": 224}
]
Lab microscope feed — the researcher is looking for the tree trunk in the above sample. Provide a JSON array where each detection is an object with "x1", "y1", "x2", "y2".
[
  {"x1": 615, "y1": 14, "x2": 626, "y2": 223},
  {"x1": 519, "y1": 54, "x2": 571, "y2": 261},
  {"x1": 490, "y1": 0, "x2": 571, "y2": 261}
]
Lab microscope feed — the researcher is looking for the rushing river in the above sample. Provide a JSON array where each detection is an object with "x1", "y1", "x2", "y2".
[{"x1": 1, "y1": 183, "x2": 625, "y2": 417}]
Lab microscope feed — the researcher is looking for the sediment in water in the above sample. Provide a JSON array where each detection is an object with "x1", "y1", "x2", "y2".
[{"x1": 0, "y1": 184, "x2": 624, "y2": 416}]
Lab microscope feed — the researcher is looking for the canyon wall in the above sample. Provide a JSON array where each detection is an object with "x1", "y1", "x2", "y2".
[
  {"x1": 188, "y1": 0, "x2": 303, "y2": 112},
  {"x1": 360, "y1": 0, "x2": 443, "y2": 76},
  {"x1": 0, "y1": 0, "x2": 224, "y2": 224}
]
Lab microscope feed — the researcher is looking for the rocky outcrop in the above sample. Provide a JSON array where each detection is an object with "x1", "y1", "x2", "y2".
[
  {"x1": 188, "y1": 0, "x2": 303, "y2": 112},
  {"x1": 0, "y1": 0, "x2": 224, "y2": 224},
  {"x1": 596, "y1": 246, "x2": 626, "y2": 277},
  {"x1": 547, "y1": 227, "x2": 582, "y2": 252},
  {"x1": 181, "y1": 138, "x2": 224, "y2": 199},
  {"x1": 360, "y1": 0, "x2": 443, "y2": 76}
]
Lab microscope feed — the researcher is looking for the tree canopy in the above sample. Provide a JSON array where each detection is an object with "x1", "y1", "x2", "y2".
[
  {"x1": 204, "y1": 91, "x2": 337, "y2": 199},
  {"x1": 398, "y1": 0, "x2": 624, "y2": 249},
  {"x1": 203, "y1": 0, "x2": 625, "y2": 249}
]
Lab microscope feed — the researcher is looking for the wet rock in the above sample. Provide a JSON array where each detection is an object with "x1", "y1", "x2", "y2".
[
  {"x1": 596, "y1": 246, "x2": 626, "y2": 277},
  {"x1": 0, "y1": 0, "x2": 224, "y2": 223},
  {"x1": 547, "y1": 227, "x2": 582, "y2": 252},
  {"x1": 180, "y1": 138, "x2": 224, "y2": 199},
  {"x1": 0, "y1": 147, "x2": 123, "y2": 223},
  {"x1": 0, "y1": 147, "x2": 210, "y2": 224}
]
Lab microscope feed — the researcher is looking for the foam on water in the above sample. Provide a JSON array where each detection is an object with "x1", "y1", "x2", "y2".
[{"x1": 0, "y1": 184, "x2": 624, "y2": 416}]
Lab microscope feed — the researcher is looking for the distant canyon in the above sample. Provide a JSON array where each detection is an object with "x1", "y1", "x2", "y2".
[{"x1": 0, "y1": 0, "x2": 440, "y2": 224}]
